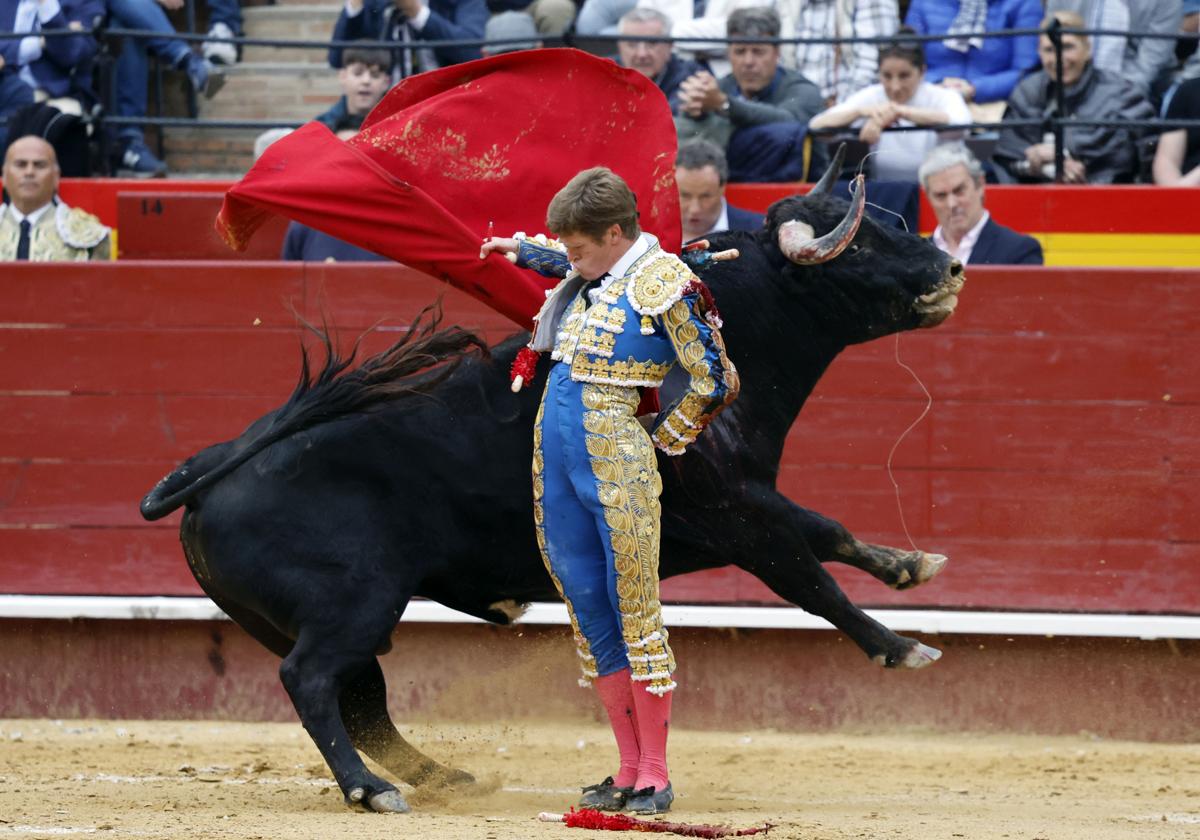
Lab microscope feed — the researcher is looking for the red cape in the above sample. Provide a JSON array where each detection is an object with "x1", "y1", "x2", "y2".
[{"x1": 217, "y1": 48, "x2": 683, "y2": 331}]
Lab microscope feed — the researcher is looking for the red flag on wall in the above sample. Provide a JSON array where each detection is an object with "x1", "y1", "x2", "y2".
[{"x1": 217, "y1": 48, "x2": 682, "y2": 330}]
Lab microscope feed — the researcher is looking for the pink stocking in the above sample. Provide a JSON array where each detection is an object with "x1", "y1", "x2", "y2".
[
  {"x1": 593, "y1": 669, "x2": 641, "y2": 788},
  {"x1": 630, "y1": 681, "x2": 673, "y2": 791}
]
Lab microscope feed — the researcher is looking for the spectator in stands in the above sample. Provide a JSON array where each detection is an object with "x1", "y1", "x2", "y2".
[
  {"x1": 919, "y1": 142, "x2": 1042, "y2": 265},
  {"x1": 675, "y1": 7, "x2": 824, "y2": 181},
  {"x1": 314, "y1": 44, "x2": 392, "y2": 131},
  {"x1": 1183, "y1": 1, "x2": 1200, "y2": 78},
  {"x1": 616, "y1": 8, "x2": 703, "y2": 113},
  {"x1": 994, "y1": 11, "x2": 1154, "y2": 184},
  {"x1": 904, "y1": 0, "x2": 1042, "y2": 119},
  {"x1": 0, "y1": 0, "x2": 102, "y2": 137},
  {"x1": 202, "y1": 0, "x2": 243, "y2": 66},
  {"x1": 0, "y1": 135, "x2": 110, "y2": 260},
  {"x1": 1045, "y1": 0, "x2": 1181, "y2": 100},
  {"x1": 1153, "y1": 76, "x2": 1200, "y2": 185},
  {"x1": 578, "y1": 0, "x2": 762, "y2": 77},
  {"x1": 808, "y1": 28, "x2": 971, "y2": 181},
  {"x1": 106, "y1": 0, "x2": 225, "y2": 177},
  {"x1": 328, "y1": 0, "x2": 488, "y2": 79},
  {"x1": 777, "y1": 0, "x2": 899, "y2": 107},
  {"x1": 481, "y1": 10, "x2": 542, "y2": 55},
  {"x1": 484, "y1": 0, "x2": 573, "y2": 36},
  {"x1": 676, "y1": 139, "x2": 763, "y2": 242}
]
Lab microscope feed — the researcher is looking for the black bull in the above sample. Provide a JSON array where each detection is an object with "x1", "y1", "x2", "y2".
[{"x1": 140, "y1": 181, "x2": 965, "y2": 812}]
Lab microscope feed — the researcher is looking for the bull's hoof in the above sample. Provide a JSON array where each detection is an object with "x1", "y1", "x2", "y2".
[
  {"x1": 899, "y1": 642, "x2": 942, "y2": 669},
  {"x1": 872, "y1": 641, "x2": 942, "y2": 669},
  {"x1": 891, "y1": 552, "x2": 948, "y2": 590},
  {"x1": 368, "y1": 790, "x2": 411, "y2": 813}
]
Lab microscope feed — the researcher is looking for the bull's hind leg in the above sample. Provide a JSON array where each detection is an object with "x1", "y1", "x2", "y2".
[
  {"x1": 340, "y1": 660, "x2": 475, "y2": 789},
  {"x1": 790, "y1": 505, "x2": 947, "y2": 589},
  {"x1": 279, "y1": 630, "x2": 410, "y2": 812},
  {"x1": 735, "y1": 492, "x2": 941, "y2": 669}
]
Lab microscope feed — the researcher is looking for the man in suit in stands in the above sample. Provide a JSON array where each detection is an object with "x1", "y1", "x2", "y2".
[
  {"x1": 616, "y1": 8, "x2": 704, "y2": 114},
  {"x1": 328, "y1": 0, "x2": 488, "y2": 79},
  {"x1": 1, "y1": 135, "x2": 109, "y2": 261},
  {"x1": 676, "y1": 139, "x2": 764, "y2": 243},
  {"x1": 919, "y1": 142, "x2": 1042, "y2": 266}
]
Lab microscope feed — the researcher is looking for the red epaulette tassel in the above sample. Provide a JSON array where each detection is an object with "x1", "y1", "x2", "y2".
[{"x1": 510, "y1": 346, "x2": 540, "y2": 392}]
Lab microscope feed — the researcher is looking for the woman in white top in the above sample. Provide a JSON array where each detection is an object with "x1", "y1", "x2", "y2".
[{"x1": 809, "y1": 28, "x2": 971, "y2": 181}]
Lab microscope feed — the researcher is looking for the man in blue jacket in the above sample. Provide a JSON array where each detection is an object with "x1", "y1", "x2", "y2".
[
  {"x1": 919, "y1": 142, "x2": 1042, "y2": 266},
  {"x1": 328, "y1": 0, "x2": 488, "y2": 78},
  {"x1": 0, "y1": 0, "x2": 103, "y2": 135}
]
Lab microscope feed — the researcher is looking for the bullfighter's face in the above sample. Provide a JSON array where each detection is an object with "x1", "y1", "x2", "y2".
[
  {"x1": 2, "y1": 136, "x2": 59, "y2": 216},
  {"x1": 560, "y1": 224, "x2": 631, "y2": 281}
]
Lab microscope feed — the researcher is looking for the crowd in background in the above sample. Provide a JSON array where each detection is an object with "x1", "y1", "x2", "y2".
[{"x1": 1, "y1": 0, "x2": 1200, "y2": 263}]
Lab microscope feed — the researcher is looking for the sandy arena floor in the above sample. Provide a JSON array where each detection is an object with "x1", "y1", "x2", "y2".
[{"x1": 0, "y1": 719, "x2": 1196, "y2": 840}]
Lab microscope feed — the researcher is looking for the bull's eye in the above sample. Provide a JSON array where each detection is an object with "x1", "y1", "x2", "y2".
[{"x1": 845, "y1": 243, "x2": 861, "y2": 256}]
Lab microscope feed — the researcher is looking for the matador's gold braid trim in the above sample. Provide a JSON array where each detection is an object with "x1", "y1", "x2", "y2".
[
  {"x1": 626, "y1": 252, "x2": 694, "y2": 317},
  {"x1": 531, "y1": 393, "x2": 598, "y2": 686},
  {"x1": 582, "y1": 383, "x2": 676, "y2": 695},
  {"x1": 651, "y1": 297, "x2": 739, "y2": 456}
]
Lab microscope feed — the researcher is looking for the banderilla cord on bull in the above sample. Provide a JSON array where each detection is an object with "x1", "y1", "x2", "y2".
[
  {"x1": 845, "y1": 164, "x2": 930, "y2": 553},
  {"x1": 886, "y1": 332, "x2": 933, "y2": 553}
]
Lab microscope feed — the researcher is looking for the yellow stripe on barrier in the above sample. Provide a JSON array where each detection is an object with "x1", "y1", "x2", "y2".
[{"x1": 1034, "y1": 233, "x2": 1200, "y2": 267}]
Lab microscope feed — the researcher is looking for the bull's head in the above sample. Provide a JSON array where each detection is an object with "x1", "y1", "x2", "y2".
[{"x1": 763, "y1": 146, "x2": 965, "y2": 342}]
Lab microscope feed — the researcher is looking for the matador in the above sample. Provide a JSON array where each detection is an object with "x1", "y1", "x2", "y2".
[{"x1": 481, "y1": 167, "x2": 738, "y2": 815}]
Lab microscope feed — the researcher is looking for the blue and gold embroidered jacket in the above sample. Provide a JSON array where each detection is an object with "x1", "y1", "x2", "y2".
[{"x1": 517, "y1": 234, "x2": 739, "y2": 456}]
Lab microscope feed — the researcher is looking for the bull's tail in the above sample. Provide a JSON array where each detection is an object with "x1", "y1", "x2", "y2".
[
  {"x1": 139, "y1": 302, "x2": 487, "y2": 521},
  {"x1": 139, "y1": 439, "x2": 262, "y2": 521}
]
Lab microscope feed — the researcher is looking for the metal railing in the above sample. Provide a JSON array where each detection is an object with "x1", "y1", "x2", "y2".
[{"x1": 1, "y1": 20, "x2": 1198, "y2": 180}]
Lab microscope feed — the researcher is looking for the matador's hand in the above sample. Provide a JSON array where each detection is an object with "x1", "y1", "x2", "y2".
[{"x1": 480, "y1": 236, "x2": 519, "y2": 262}]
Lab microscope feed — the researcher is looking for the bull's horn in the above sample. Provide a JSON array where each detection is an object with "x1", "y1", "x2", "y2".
[
  {"x1": 808, "y1": 143, "x2": 846, "y2": 197},
  {"x1": 778, "y1": 174, "x2": 866, "y2": 265}
]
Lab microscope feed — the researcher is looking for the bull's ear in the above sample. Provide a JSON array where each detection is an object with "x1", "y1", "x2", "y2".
[{"x1": 808, "y1": 143, "x2": 846, "y2": 198}]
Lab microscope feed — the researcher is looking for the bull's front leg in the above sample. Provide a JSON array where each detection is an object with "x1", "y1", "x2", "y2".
[
  {"x1": 788, "y1": 504, "x2": 947, "y2": 590},
  {"x1": 726, "y1": 489, "x2": 941, "y2": 669}
]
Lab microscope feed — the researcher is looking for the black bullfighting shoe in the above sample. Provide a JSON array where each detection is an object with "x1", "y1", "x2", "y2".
[
  {"x1": 578, "y1": 776, "x2": 633, "y2": 811},
  {"x1": 626, "y1": 782, "x2": 674, "y2": 814}
]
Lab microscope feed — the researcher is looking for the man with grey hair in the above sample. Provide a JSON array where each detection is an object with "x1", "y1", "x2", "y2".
[
  {"x1": 676, "y1": 139, "x2": 764, "y2": 241},
  {"x1": 919, "y1": 142, "x2": 1042, "y2": 265},
  {"x1": 675, "y1": 6, "x2": 824, "y2": 179},
  {"x1": 617, "y1": 8, "x2": 704, "y2": 113}
]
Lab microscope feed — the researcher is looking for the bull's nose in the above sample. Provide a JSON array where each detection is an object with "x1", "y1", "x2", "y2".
[{"x1": 949, "y1": 258, "x2": 964, "y2": 277}]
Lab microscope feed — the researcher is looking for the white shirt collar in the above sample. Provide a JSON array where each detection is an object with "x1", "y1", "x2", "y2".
[
  {"x1": 588, "y1": 232, "x2": 654, "y2": 301},
  {"x1": 8, "y1": 201, "x2": 54, "y2": 228},
  {"x1": 932, "y1": 210, "x2": 989, "y2": 264}
]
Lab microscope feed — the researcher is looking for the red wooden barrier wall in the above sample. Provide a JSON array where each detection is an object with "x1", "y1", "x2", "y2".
[{"x1": 1, "y1": 262, "x2": 1196, "y2": 614}]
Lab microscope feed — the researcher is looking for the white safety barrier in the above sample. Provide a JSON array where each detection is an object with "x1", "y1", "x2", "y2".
[{"x1": 1, "y1": 595, "x2": 1198, "y2": 640}]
